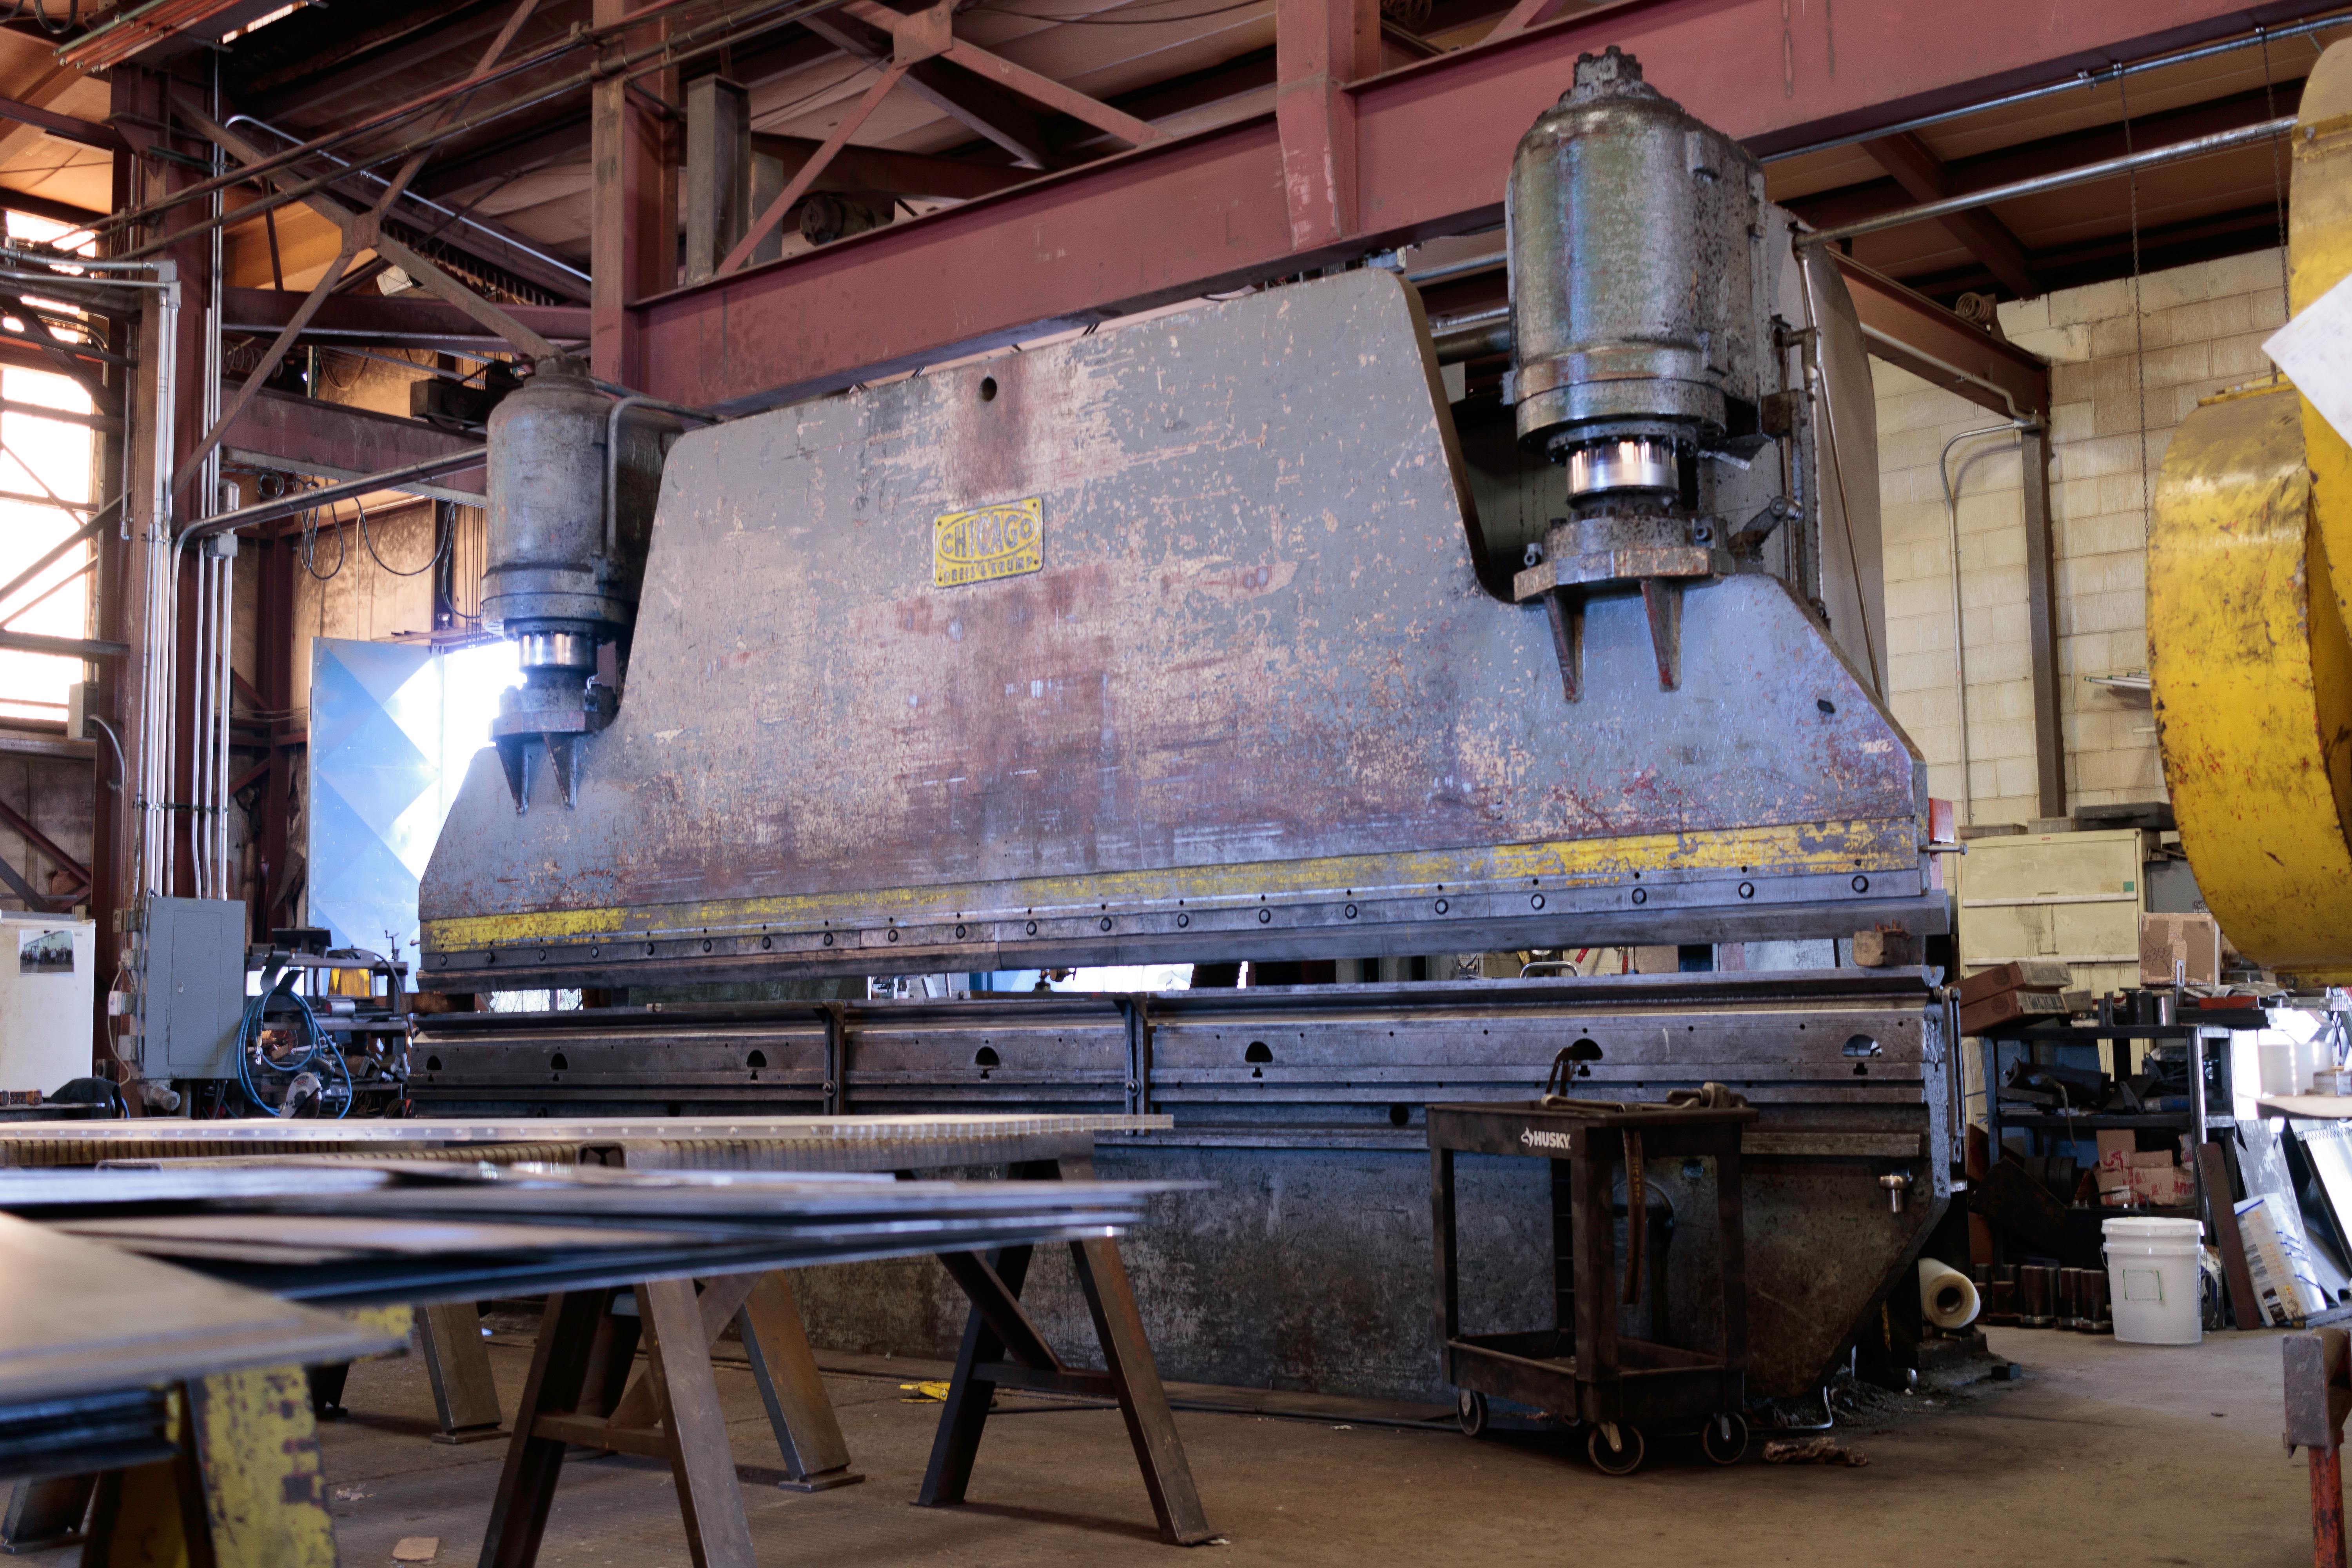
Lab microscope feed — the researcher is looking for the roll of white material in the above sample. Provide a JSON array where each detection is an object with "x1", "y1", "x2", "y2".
[{"x1": 1918, "y1": 1256, "x2": 1981, "y2": 1330}]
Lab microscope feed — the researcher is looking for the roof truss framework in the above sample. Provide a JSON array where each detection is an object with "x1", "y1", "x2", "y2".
[{"x1": 628, "y1": 0, "x2": 2332, "y2": 410}]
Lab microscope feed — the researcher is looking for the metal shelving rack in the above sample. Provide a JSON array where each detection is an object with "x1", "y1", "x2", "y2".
[{"x1": 1978, "y1": 1008, "x2": 2265, "y2": 1210}]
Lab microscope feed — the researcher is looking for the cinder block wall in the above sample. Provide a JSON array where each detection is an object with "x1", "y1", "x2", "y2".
[{"x1": 1871, "y1": 248, "x2": 2290, "y2": 828}]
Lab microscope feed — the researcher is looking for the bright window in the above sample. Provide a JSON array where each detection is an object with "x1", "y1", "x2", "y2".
[{"x1": 0, "y1": 214, "x2": 97, "y2": 725}]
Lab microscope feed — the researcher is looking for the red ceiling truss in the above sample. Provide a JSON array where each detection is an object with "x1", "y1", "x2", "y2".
[{"x1": 632, "y1": 0, "x2": 2330, "y2": 410}]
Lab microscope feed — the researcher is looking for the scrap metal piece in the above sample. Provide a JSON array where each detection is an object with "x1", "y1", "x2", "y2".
[{"x1": 2285, "y1": 1328, "x2": 2352, "y2": 1453}]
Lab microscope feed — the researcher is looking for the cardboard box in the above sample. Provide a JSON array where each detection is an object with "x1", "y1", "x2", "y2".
[
  {"x1": 1959, "y1": 987, "x2": 2071, "y2": 1036},
  {"x1": 1956, "y1": 960, "x2": 2073, "y2": 1007},
  {"x1": 2140, "y1": 912, "x2": 2222, "y2": 986},
  {"x1": 2131, "y1": 1165, "x2": 2195, "y2": 1207},
  {"x1": 2129, "y1": 1150, "x2": 2174, "y2": 1167},
  {"x1": 2238, "y1": 1193, "x2": 2330, "y2": 1325},
  {"x1": 2097, "y1": 1130, "x2": 2135, "y2": 1171}
]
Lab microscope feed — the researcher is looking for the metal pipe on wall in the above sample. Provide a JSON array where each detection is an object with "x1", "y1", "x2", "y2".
[
  {"x1": 1800, "y1": 116, "x2": 2296, "y2": 250},
  {"x1": 210, "y1": 539, "x2": 233, "y2": 897},
  {"x1": 139, "y1": 263, "x2": 178, "y2": 898},
  {"x1": 1938, "y1": 421, "x2": 2031, "y2": 829},
  {"x1": 1758, "y1": 10, "x2": 2352, "y2": 164}
]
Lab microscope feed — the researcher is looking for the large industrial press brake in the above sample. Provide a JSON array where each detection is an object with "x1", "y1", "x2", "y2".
[{"x1": 413, "y1": 51, "x2": 1955, "y2": 1402}]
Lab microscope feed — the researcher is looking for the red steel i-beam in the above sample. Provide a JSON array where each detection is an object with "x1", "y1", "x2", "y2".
[{"x1": 636, "y1": 0, "x2": 2336, "y2": 412}]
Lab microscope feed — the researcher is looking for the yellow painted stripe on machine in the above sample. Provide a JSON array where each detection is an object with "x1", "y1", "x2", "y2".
[{"x1": 423, "y1": 817, "x2": 1918, "y2": 949}]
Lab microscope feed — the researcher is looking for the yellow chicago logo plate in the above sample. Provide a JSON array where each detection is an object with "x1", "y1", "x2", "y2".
[{"x1": 934, "y1": 497, "x2": 1044, "y2": 588}]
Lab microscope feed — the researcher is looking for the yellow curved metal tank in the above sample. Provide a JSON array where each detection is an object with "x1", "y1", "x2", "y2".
[{"x1": 2150, "y1": 39, "x2": 2352, "y2": 983}]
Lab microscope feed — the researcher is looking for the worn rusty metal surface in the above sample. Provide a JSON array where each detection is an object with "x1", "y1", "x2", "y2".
[
  {"x1": 1507, "y1": 48, "x2": 1764, "y2": 443},
  {"x1": 2151, "y1": 385, "x2": 2352, "y2": 980},
  {"x1": 421, "y1": 269, "x2": 1926, "y2": 986},
  {"x1": 408, "y1": 968, "x2": 1950, "y2": 1399},
  {"x1": 184, "y1": 1364, "x2": 341, "y2": 1567}
]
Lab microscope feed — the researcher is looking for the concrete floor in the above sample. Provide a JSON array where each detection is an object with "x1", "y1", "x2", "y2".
[{"x1": 50, "y1": 1323, "x2": 2322, "y2": 1565}]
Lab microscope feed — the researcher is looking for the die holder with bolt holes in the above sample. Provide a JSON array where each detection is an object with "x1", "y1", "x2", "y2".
[{"x1": 1429, "y1": 1054, "x2": 1756, "y2": 1475}]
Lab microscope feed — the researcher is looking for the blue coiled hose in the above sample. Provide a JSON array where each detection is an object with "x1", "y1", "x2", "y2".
[{"x1": 235, "y1": 962, "x2": 352, "y2": 1118}]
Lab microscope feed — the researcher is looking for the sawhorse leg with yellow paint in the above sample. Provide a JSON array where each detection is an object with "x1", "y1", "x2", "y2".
[{"x1": 83, "y1": 1364, "x2": 340, "y2": 1568}]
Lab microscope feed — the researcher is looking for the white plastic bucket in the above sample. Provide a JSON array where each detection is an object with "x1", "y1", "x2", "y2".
[{"x1": 2103, "y1": 1216, "x2": 2205, "y2": 1345}]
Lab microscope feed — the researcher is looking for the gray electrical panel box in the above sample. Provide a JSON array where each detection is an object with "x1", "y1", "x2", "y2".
[{"x1": 138, "y1": 897, "x2": 245, "y2": 1080}]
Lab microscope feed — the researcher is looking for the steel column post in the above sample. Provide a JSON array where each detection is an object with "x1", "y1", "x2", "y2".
[
  {"x1": 88, "y1": 118, "x2": 132, "y2": 1074},
  {"x1": 591, "y1": 0, "x2": 675, "y2": 384},
  {"x1": 108, "y1": 65, "x2": 210, "y2": 981},
  {"x1": 683, "y1": 75, "x2": 750, "y2": 285},
  {"x1": 1274, "y1": 0, "x2": 1376, "y2": 250},
  {"x1": 2021, "y1": 423, "x2": 2067, "y2": 820},
  {"x1": 254, "y1": 531, "x2": 296, "y2": 939}
]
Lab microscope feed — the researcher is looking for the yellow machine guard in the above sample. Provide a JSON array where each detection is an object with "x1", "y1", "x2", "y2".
[{"x1": 2150, "y1": 38, "x2": 2352, "y2": 981}]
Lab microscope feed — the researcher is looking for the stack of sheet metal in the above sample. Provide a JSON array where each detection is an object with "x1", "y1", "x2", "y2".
[
  {"x1": 0, "y1": 1115, "x2": 1183, "y2": 1485},
  {"x1": 0, "y1": 1112, "x2": 1171, "y2": 1171},
  {"x1": 0, "y1": 1159, "x2": 1174, "y2": 1306},
  {"x1": 0, "y1": 1211, "x2": 400, "y2": 1479}
]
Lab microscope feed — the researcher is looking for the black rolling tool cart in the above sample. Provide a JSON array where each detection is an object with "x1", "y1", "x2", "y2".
[{"x1": 1428, "y1": 1069, "x2": 1756, "y2": 1475}]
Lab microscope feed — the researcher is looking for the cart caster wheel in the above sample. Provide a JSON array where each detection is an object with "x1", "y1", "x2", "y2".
[
  {"x1": 1455, "y1": 1390, "x2": 1490, "y2": 1438},
  {"x1": 1586, "y1": 1422, "x2": 1644, "y2": 1475},
  {"x1": 1700, "y1": 1412, "x2": 1748, "y2": 1465}
]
